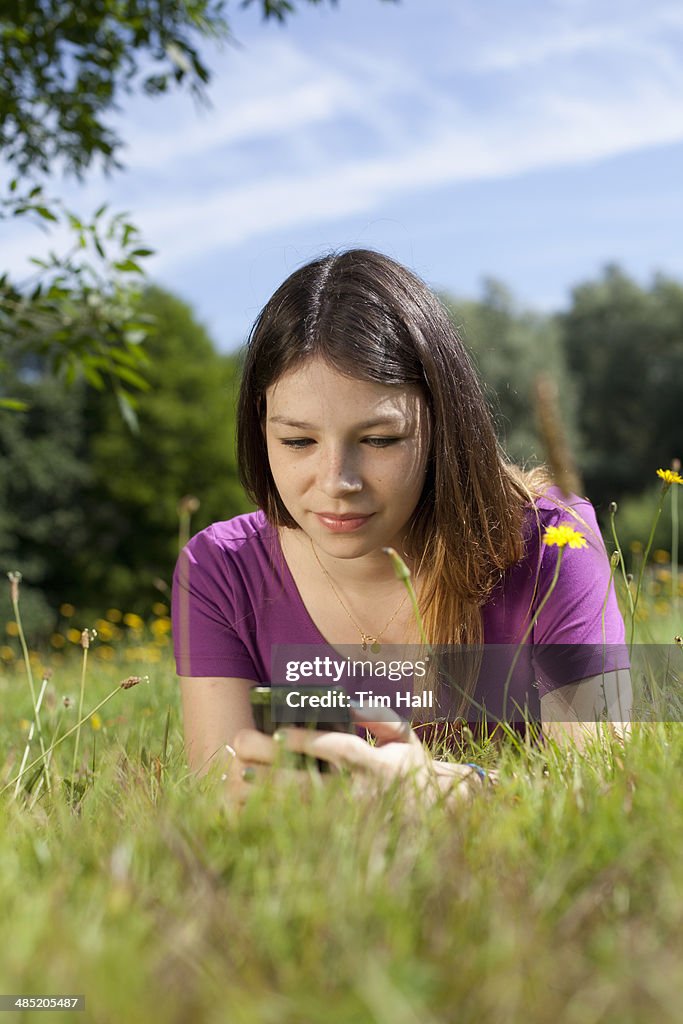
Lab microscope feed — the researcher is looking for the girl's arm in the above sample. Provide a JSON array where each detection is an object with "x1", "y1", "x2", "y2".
[
  {"x1": 178, "y1": 675, "x2": 259, "y2": 806},
  {"x1": 540, "y1": 669, "x2": 633, "y2": 752}
]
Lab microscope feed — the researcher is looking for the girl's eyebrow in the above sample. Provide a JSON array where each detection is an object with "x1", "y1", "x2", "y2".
[{"x1": 267, "y1": 415, "x2": 406, "y2": 430}]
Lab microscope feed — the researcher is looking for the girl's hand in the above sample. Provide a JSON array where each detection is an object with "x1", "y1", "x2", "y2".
[{"x1": 230, "y1": 707, "x2": 433, "y2": 805}]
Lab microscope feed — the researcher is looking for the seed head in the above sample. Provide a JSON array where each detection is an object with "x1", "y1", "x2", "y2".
[
  {"x1": 80, "y1": 628, "x2": 97, "y2": 649},
  {"x1": 7, "y1": 571, "x2": 22, "y2": 603},
  {"x1": 610, "y1": 552, "x2": 620, "y2": 568},
  {"x1": 609, "y1": 501, "x2": 618, "y2": 514},
  {"x1": 178, "y1": 494, "x2": 200, "y2": 515},
  {"x1": 120, "y1": 675, "x2": 149, "y2": 690},
  {"x1": 382, "y1": 546, "x2": 412, "y2": 580},
  {"x1": 672, "y1": 458, "x2": 681, "y2": 473}
]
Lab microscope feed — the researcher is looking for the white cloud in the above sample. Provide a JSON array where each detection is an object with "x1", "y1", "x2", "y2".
[
  {"x1": 4, "y1": 6, "x2": 683, "y2": 277},
  {"x1": 119, "y1": 41, "x2": 371, "y2": 169}
]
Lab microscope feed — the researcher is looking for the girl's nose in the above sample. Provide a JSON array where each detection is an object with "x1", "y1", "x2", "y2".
[{"x1": 319, "y1": 449, "x2": 363, "y2": 494}]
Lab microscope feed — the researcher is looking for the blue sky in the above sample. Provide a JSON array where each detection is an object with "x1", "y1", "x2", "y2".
[{"x1": 4, "y1": 0, "x2": 683, "y2": 351}]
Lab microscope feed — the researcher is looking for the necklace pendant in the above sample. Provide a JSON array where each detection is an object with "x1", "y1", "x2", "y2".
[
  {"x1": 360, "y1": 634, "x2": 375, "y2": 652},
  {"x1": 370, "y1": 642, "x2": 381, "y2": 654}
]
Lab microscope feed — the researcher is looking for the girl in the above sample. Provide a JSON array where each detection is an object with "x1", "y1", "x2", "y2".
[{"x1": 172, "y1": 249, "x2": 631, "y2": 809}]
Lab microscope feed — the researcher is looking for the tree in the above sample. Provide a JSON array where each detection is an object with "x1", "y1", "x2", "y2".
[
  {"x1": 1, "y1": 0, "x2": 392, "y2": 409},
  {"x1": 442, "y1": 279, "x2": 580, "y2": 468},
  {"x1": 560, "y1": 265, "x2": 683, "y2": 508},
  {"x1": 1, "y1": 0, "x2": 364, "y2": 178},
  {"x1": 0, "y1": 286, "x2": 250, "y2": 631},
  {"x1": 0, "y1": 344, "x2": 93, "y2": 636},
  {"x1": 78, "y1": 286, "x2": 249, "y2": 612}
]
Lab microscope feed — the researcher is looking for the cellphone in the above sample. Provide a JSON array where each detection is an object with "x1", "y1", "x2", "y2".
[{"x1": 249, "y1": 685, "x2": 354, "y2": 772}]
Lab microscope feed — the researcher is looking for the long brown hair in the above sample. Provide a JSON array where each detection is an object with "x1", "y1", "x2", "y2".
[{"x1": 236, "y1": 249, "x2": 554, "y2": 718}]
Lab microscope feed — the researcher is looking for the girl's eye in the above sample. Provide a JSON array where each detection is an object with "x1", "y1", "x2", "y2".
[
  {"x1": 280, "y1": 439, "x2": 314, "y2": 449},
  {"x1": 364, "y1": 437, "x2": 400, "y2": 447},
  {"x1": 279, "y1": 437, "x2": 400, "y2": 449}
]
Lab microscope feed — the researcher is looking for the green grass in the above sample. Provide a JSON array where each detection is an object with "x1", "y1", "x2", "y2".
[
  {"x1": 1, "y1": 516, "x2": 683, "y2": 1024},
  {"x1": 2, "y1": 631, "x2": 683, "y2": 1023}
]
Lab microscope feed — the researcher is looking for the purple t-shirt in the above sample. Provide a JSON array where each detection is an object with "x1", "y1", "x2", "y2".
[{"x1": 172, "y1": 487, "x2": 628, "y2": 724}]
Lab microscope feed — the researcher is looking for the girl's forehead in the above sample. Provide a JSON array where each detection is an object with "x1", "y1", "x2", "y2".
[{"x1": 266, "y1": 358, "x2": 422, "y2": 408}]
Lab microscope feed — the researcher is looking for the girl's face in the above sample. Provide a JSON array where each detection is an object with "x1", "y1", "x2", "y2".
[{"x1": 264, "y1": 357, "x2": 431, "y2": 559}]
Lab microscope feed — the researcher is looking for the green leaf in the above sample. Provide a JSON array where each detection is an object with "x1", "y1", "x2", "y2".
[
  {"x1": 116, "y1": 390, "x2": 140, "y2": 434},
  {"x1": 82, "y1": 362, "x2": 105, "y2": 389},
  {"x1": 113, "y1": 259, "x2": 144, "y2": 274},
  {"x1": 0, "y1": 398, "x2": 29, "y2": 411},
  {"x1": 35, "y1": 206, "x2": 58, "y2": 222},
  {"x1": 111, "y1": 365, "x2": 151, "y2": 391}
]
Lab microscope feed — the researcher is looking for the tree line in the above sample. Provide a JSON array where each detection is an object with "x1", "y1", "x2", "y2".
[{"x1": 1, "y1": 265, "x2": 681, "y2": 638}]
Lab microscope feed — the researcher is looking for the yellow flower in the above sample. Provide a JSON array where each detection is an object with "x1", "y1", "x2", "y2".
[
  {"x1": 150, "y1": 617, "x2": 171, "y2": 638},
  {"x1": 106, "y1": 608, "x2": 123, "y2": 623},
  {"x1": 152, "y1": 602, "x2": 169, "y2": 617},
  {"x1": 543, "y1": 524, "x2": 588, "y2": 549},
  {"x1": 657, "y1": 468, "x2": 683, "y2": 486},
  {"x1": 50, "y1": 633, "x2": 66, "y2": 649},
  {"x1": 59, "y1": 603, "x2": 75, "y2": 617},
  {"x1": 94, "y1": 619, "x2": 115, "y2": 641},
  {"x1": 0, "y1": 646, "x2": 15, "y2": 661},
  {"x1": 90, "y1": 713, "x2": 102, "y2": 731},
  {"x1": 123, "y1": 612, "x2": 144, "y2": 630},
  {"x1": 66, "y1": 628, "x2": 82, "y2": 644},
  {"x1": 5, "y1": 622, "x2": 18, "y2": 637}
]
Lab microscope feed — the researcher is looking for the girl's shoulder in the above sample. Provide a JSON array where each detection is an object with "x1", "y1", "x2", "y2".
[
  {"x1": 526, "y1": 484, "x2": 602, "y2": 540},
  {"x1": 186, "y1": 509, "x2": 277, "y2": 562}
]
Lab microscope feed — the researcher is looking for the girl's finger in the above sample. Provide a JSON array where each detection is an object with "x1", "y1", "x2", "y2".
[
  {"x1": 350, "y1": 705, "x2": 415, "y2": 746},
  {"x1": 233, "y1": 727, "x2": 279, "y2": 765},
  {"x1": 273, "y1": 727, "x2": 379, "y2": 772}
]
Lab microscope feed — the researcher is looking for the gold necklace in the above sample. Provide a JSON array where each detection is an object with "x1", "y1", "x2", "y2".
[{"x1": 309, "y1": 537, "x2": 409, "y2": 653}]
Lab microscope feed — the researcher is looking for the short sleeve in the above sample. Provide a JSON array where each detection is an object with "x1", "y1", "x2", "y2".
[
  {"x1": 172, "y1": 527, "x2": 261, "y2": 680},
  {"x1": 531, "y1": 497, "x2": 630, "y2": 694}
]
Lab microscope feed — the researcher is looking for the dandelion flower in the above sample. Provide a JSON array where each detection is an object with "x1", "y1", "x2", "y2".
[
  {"x1": 657, "y1": 468, "x2": 683, "y2": 486},
  {"x1": 90, "y1": 713, "x2": 102, "y2": 731},
  {"x1": 123, "y1": 612, "x2": 144, "y2": 629},
  {"x1": 543, "y1": 524, "x2": 588, "y2": 549}
]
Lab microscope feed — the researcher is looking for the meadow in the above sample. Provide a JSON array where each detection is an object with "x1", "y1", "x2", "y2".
[{"x1": 1, "y1": 480, "x2": 682, "y2": 1024}]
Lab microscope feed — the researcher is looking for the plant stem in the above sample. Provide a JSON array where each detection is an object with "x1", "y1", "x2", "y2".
[
  {"x1": 2, "y1": 685, "x2": 123, "y2": 798},
  {"x1": 71, "y1": 638, "x2": 90, "y2": 781},
  {"x1": 28, "y1": 708, "x2": 66, "y2": 811},
  {"x1": 609, "y1": 506, "x2": 634, "y2": 617},
  {"x1": 10, "y1": 587, "x2": 52, "y2": 794},
  {"x1": 502, "y1": 547, "x2": 565, "y2": 717},
  {"x1": 14, "y1": 675, "x2": 51, "y2": 799},
  {"x1": 630, "y1": 485, "x2": 669, "y2": 653},
  {"x1": 382, "y1": 547, "x2": 527, "y2": 754},
  {"x1": 672, "y1": 479, "x2": 679, "y2": 617}
]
